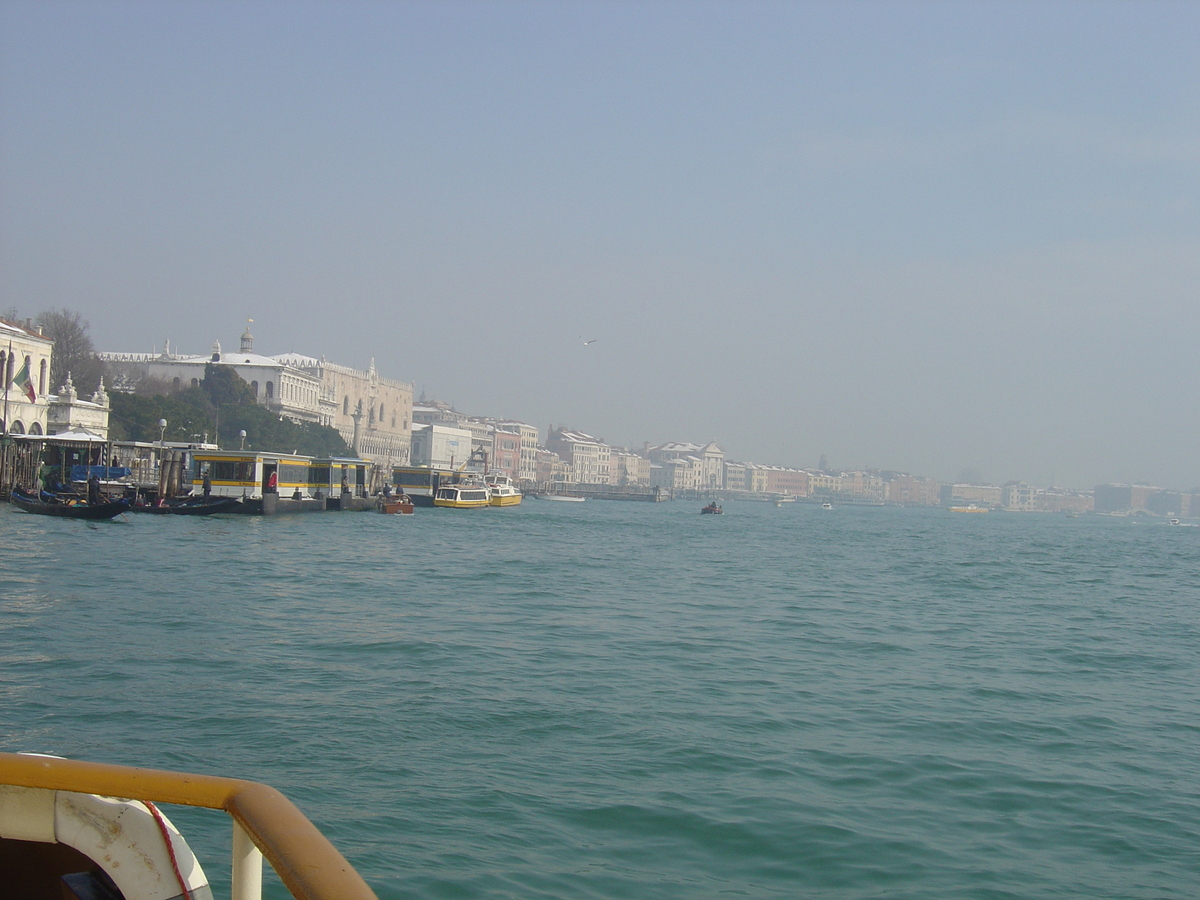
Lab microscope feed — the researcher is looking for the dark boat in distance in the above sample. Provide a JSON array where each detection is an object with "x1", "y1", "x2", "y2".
[
  {"x1": 701, "y1": 501, "x2": 723, "y2": 515},
  {"x1": 9, "y1": 487, "x2": 130, "y2": 520}
]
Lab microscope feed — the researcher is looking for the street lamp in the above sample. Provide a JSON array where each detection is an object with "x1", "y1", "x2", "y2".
[
  {"x1": 239, "y1": 429, "x2": 247, "y2": 450},
  {"x1": 158, "y1": 419, "x2": 167, "y2": 445}
]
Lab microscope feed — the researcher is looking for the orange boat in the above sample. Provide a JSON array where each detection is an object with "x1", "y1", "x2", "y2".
[{"x1": 378, "y1": 494, "x2": 415, "y2": 515}]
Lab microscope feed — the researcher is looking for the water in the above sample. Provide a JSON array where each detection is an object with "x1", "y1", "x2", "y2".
[{"x1": 2, "y1": 500, "x2": 1198, "y2": 899}]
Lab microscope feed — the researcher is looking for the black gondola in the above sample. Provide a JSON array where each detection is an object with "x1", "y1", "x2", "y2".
[
  {"x1": 10, "y1": 487, "x2": 130, "y2": 520},
  {"x1": 128, "y1": 496, "x2": 243, "y2": 516}
]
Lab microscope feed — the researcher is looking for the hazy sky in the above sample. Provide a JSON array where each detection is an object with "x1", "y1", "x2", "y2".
[{"x1": 2, "y1": 1, "x2": 1197, "y2": 489}]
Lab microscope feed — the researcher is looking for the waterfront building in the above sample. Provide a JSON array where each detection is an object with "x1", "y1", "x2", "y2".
[
  {"x1": 534, "y1": 447, "x2": 570, "y2": 484},
  {"x1": 495, "y1": 421, "x2": 539, "y2": 482},
  {"x1": 941, "y1": 483, "x2": 1004, "y2": 508},
  {"x1": 1093, "y1": 483, "x2": 1161, "y2": 514},
  {"x1": 1, "y1": 317, "x2": 53, "y2": 435},
  {"x1": 47, "y1": 374, "x2": 111, "y2": 439},
  {"x1": 650, "y1": 456, "x2": 702, "y2": 492},
  {"x1": 886, "y1": 474, "x2": 942, "y2": 507},
  {"x1": 609, "y1": 448, "x2": 650, "y2": 486},
  {"x1": 807, "y1": 472, "x2": 842, "y2": 496},
  {"x1": 1002, "y1": 481, "x2": 1038, "y2": 511},
  {"x1": 547, "y1": 428, "x2": 611, "y2": 484},
  {"x1": 767, "y1": 466, "x2": 809, "y2": 497},
  {"x1": 723, "y1": 461, "x2": 748, "y2": 492},
  {"x1": 103, "y1": 326, "x2": 414, "y2": 464},
  {"x1": 490, "y1": 424, "x2": 523, "y2": 479},
  {"x1": 275, "y1": 352, "x2": 412, "y2": 465},
  {"x1": 747, "y1": 464, "x2": 770, "y2": 493},
  {"x1": 410, "y1": 423, "x2": 473, "y2": 469},
  {"x1": 840, "y1": 471, "x2": 887, "y2": 501},
  {"x1": 103, "y1": 334, "x2": 326, "y2": 425},
  {"x1": 1035, "y1": 489, "x2": 1094, "y2": 515},
  {"x1": 647, "y1": 441, "x2": 725, "y2": 491}
]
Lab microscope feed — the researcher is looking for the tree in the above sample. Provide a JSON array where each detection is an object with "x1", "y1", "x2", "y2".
[
  {"x1": 35, "y1": 308, "x2": 105, "y2": 394},
  {"x1": 201, "y1": 363, "x2": 256, "y2": 407}
]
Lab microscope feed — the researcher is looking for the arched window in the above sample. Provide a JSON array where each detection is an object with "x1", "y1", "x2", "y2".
[
  {"x1": 11, "y1": 420, "x2": 24, "y2": 434},
  {"x1": 379, "y1": 404, "x2": 385, "y2": 422},
  {"x1": 191, "y1": 378, "x2": 199, "y2": 388},
  {"x1": 266, "y1": 381, "x2": 274, "y2": 399},
  {"x1": 29, "y1": 422, "x2": 42, "y2": 435},
  {"x1": 342, "y1": 396, "x2": 348, "y2": 416},
  {"x1": 172, "y1": 377, "x2": 181, "y2": 391},
  {"x1": 251, "y1": 380, "x2": 259, "y2": 398},
  {"x1": 39, "y1": 359, "x2": 47, "y2": 396}
]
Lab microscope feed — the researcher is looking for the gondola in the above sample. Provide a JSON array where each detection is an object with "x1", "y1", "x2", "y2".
[
  {"x1": 129, "y1": 496, "x2": 244, "y2": 516},
  {"x1": 10, "y1": 487, "x2": 130, "y2": 520}
]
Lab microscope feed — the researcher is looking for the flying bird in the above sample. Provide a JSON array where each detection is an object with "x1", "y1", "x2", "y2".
[{"x1": 580, "y1": 336, "x2": 596, "y2": 345}]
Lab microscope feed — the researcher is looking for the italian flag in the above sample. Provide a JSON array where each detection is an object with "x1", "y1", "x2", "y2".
[{"x1": 11, "y1": 358, "x2": 35, "y2": 402}]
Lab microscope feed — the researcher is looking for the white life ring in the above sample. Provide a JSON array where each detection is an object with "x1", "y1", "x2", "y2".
[{"x1": 0, "y1": 784, "x2": 212, "y2": 900}]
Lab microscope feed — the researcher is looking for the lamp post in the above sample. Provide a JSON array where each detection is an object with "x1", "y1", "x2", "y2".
[
  {"x1": 157, "y1": 419, "x2": 168, "y2": 499},
  {"x1": 239, "y1": 429, "x2": 247, "y2": 450}
]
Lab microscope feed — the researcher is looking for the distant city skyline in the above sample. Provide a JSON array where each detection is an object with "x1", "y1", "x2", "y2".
[
  {"x1": 90, "y1": 321, "x2": 1194, "y2": 495},
  {"x1": 2, "y1": 1, "x2": 1197, "y2": 490}
]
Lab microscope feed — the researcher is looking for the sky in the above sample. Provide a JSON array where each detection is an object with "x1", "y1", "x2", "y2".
[{"x1": 1, "y1": 0, "x2": 1197, "y2": 490}]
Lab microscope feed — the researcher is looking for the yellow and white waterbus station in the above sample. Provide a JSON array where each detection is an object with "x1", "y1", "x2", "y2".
[{"x1": 190, "y1": 450, "x2": 371, "y2": 514}]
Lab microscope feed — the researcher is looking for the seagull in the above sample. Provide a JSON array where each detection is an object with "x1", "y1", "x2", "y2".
[{"x1": 580, "y1": 336, "x2": 596, "y2": 345}]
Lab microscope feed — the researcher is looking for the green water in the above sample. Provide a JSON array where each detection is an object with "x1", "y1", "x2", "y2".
[{"x1": 2, "y1": 501, "x2": 1198, "y2": 898}]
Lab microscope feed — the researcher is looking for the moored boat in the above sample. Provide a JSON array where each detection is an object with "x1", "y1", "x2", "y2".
[
  {"x1": 485, "y1": 473, "x2": 523, "y2": 506},
  {"x1": 129, "y1": 496, "x2": 243, "y2": 515},
  {"x1": 532, "y1": 493, "x2": 586, "y2": 502},
  {"x1": 379, "y1": 494, "x2": 415, "y2": 515},
  {"x1": 433, "y1": 481, "x2": 490, "y2": 509},
  {"x1": 9, "y1": 487, "x2": 129, "y2": 520}
]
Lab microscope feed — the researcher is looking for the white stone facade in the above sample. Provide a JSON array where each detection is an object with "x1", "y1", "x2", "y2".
[{"x1": 1, "y1": 318, "x2": 53, "y2": 436}]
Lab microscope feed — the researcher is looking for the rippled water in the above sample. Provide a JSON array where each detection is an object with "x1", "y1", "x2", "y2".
[{"x1": 2, "y1": 500, "x2": 1198, "y2": 899}]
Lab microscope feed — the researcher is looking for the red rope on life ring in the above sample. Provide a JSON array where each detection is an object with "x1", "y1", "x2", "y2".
[{"x1": 146, "y1": 801, "x2": 194, "y2": 900}]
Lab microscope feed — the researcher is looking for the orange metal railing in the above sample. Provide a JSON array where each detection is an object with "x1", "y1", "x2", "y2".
[{"x1": 0, "y1": 752, "x2": 378, "y2": 900}]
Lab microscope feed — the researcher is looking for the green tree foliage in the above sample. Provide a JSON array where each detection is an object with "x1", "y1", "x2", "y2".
[
  {"x1": 110, "y1": 365, "x2": 352, "y2": 457},
  {"x1": 35, "y1": 308, "x2": 105, "y2": 394},
  {"x1": 201, "y1": 362, "x2": 256, "y2": 407}
]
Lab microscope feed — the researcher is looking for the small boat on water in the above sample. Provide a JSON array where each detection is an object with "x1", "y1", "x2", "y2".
[
  {"x1": 379, "y1": 494, "x2": 415, "y2": 515},
  {"x1": 533, "y1": 493, "x2": 586, "y2": 502},
  {"x1": 9, "y1": 487, "x2": 130, "y2": 520},
  {"x1": 821, "y1": 501, "x2": 833, "y2": 510},
  {"x1": 701, "y1": 502, "x2": 723, "y2": 515},
  {"x1": 129, "y1": 496, "x2": 243, "y2": 516},
  {"x1": 433, "y1": 481, "x2": 491, "y2": 509},
  {"x1": 485, "y1": 473, "x2": 523, "y2": 506}
]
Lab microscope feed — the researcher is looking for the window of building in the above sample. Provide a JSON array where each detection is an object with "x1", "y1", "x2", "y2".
[
  {"x1": 39, "y1": 359, "x2": 46, "y2": 396},
  {"x1": 266, "y1": 381, "x2": 274, "y2": 399}
]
